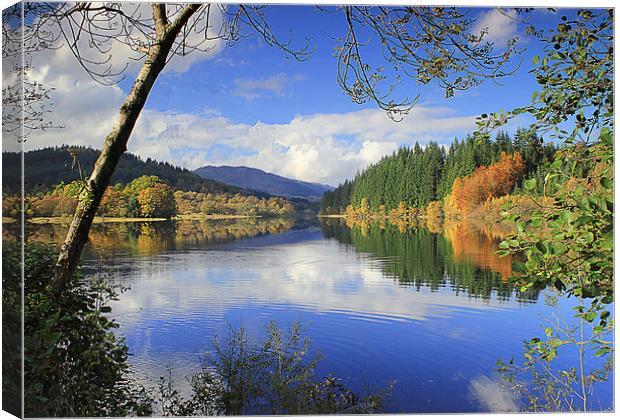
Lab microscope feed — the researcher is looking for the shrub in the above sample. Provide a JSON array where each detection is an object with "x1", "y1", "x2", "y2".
[
  {"x1": 2, "y1": 240, "x2": 22, "y2": 416},
  {"x1": 3, "y1": 242, "x2": 152, "y2": 417}
]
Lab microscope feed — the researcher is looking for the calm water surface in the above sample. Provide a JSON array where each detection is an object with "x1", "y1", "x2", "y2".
[{"x1": 29, "y1": 218, "x2": 613, "y2": 413}]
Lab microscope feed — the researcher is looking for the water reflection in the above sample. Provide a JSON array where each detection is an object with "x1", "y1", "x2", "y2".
[
  {"x1": 320, "y1": 218, "x2": 538, "y2": 303},
  {"x1": 19, "y1": 217, "x2": 540, "y2": 306},
  {"x1": 19, "y1": 216, "x2": 552, "y2": 412},
  {"x1": 22, "y1": 218, "x2": 295, "y2": 258}
]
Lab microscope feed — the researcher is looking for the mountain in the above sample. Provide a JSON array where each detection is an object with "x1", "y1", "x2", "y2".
[
  {"x1": 194, "y1": 165, "x2": 333, "y2": 201},
  {"x1": 2, "y1": 146, "x2": 263, "y2": 196}
]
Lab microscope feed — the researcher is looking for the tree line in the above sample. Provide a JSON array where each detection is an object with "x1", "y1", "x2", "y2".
[
  {"x1": 320, "y1": 130, "x2": 556, "y2": 216},
  {"x1": 4, "y1": 175, "x2": 294, "y2": 219}
]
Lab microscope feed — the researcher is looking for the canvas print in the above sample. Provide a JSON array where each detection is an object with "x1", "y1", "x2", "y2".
[{"x1": 1, "y1": 1, "x2": 614, "y2": 417}]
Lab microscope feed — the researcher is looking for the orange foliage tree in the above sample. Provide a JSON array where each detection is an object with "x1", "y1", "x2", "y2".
[
  {"x1": 446, "y1": 152, "x2": 525, "y2": 217},
  {"x1": 97, "y1": 187, "x2": 128, "y2": 217}
]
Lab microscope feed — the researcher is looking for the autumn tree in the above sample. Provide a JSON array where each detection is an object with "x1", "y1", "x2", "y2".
[
  {"x1": 426, "y1": 200, "x2": 442, "y2": 220},
  {"x1": 97, "y1": 186, "x2": 128, "y2": 217},
  {"x1": 443, "y1": 177, "x2": 463, "y2": 218},
  {"x1": 124, "y1": 175, "x2": 162, "y2": 199},
  {"x1": 447, "y1": 152, "x2": 526, "y2": 216},
  {"x1": 136, "y1": 183, "x2": 176, "y2": 218},
  {"x1": 328, "y1": 133, "x2": 549, "y2": 217}
]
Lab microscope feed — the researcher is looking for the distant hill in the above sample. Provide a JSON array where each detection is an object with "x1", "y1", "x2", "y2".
[
  {"x1": 194, "y1": 165, "x2": 333, "y2": 201},
  {"x1": 2, "y1": 146, "x2": 261, "y2": 196}
]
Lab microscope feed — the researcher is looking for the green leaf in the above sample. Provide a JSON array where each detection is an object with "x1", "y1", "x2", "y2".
[
  {"x1": 524, "y1": 179, "x2": 537, "y2": 191},
  {"x1": 525, "y1": 260, "x2": 538, "y2": 271},
  {"x1": 560, "y1": 211, "x2": 573, "y2": 224},
  {"x1": 594, "y1": 347, "x2": 611, "y2": 357},
  {"x1": 585, "y1": 311, "x2": 597, "y2": 322},
  {"x1": 601, "y1": 127, "x2": 612, "y2": 145},
  {"x1": 548, "y1": 338, "x2": 564, "y2": 348},
  {"x1": 600, "y1": 177, "x2": 612, "y2": 189},
  {"x1": 530, "y1": 218, "x2": 543, "y2": 228},
  {"x1": 550, "y1": 159, "x2": 563, "y2": 170}
]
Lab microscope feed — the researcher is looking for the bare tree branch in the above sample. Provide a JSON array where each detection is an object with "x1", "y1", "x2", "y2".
[{"x1": 333, "y1": 6, "x2": 523, "y2": 119}]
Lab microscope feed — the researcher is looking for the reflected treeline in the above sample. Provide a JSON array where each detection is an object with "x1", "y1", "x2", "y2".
[
  {"x1": 21, "y1": 218, "x2": 295, "y2": 259},
  {"x1": 321, "y1": 218, "x2": 540, "y2": 303}
]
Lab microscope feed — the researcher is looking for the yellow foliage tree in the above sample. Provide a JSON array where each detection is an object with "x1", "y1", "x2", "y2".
[{"x1": 136, "y1": 183, "x2": 176, "y2": 218}]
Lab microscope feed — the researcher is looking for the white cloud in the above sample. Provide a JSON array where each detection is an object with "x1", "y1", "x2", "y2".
[
  {"x1": 25, "y1": 2, "x2": 224, "y2": 83},
  {"x1": 215, "y1": 57, "x2": 248, "y2": 67},
  {"x1": 26, "y1": 68, "x2": 479, "y2": 186},
  {"x1": 233, "y1": 72, "x2": 303, "y2": 100},
  {"x1": 473, "y1": 9, "x2": 519, "y2": 45},
  {"x1": 469, "y1": 375, "x2": 519, "y2": 412}
]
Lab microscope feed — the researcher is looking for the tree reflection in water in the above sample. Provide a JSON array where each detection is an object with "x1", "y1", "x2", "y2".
[
  {"x1": 21, "y1": 218, "x2": 295, "y2": 260},
  {"x1": 321, "y1": 218, "x2": 540, "y2": 303}
]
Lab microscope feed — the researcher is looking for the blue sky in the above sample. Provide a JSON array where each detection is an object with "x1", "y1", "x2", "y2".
[
  {"x1": 138, "y1": 6, "x2": 540, "y2": 123},
  {"x1": 18, "y1": 4, "x2": 580, "y2": 186}
]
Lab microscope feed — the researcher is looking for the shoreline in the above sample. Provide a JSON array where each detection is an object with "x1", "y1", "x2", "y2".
[
  {"x1": 9, "y1": 214, "x2": 269, "y2": 225},
  {"x1": 175, "y1": 214, "x2": 261, "y2": 221}
]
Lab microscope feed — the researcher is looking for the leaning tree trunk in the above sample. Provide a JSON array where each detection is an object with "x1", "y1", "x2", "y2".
[{"x1": 53, "y1": 4, "x2": 201, "y2": 286}]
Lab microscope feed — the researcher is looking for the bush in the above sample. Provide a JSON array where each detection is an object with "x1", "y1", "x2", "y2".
[
  {"x1": 3, "y1": 242, "x2": 152, "y2": 417},
  {"x1": 2, "y1": 240, "x2": 22, "y2": 416}
]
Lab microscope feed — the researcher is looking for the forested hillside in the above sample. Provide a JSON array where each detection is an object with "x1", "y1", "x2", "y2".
[
  {"x1": 321, "y1": 130, "x2": 556, "y2": 215},
  {"x1": 2, "y1": 146, "x2": 253, "y2": 196}
]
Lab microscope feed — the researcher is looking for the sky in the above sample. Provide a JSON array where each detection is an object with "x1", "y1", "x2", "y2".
[{"x1": 4, "y1": 2, "x2": 581, "y2": 186}]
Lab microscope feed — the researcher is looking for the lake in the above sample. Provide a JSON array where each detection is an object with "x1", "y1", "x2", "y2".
[{"x1": 25, "y1": 217, "x2": 613, "y2": 413}]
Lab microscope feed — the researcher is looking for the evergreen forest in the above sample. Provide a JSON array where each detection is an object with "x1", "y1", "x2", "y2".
[{"x1": 320, "y1": 130, "x2": 556, "y2": 215}]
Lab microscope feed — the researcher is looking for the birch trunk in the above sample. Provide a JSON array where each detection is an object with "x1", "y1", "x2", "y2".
[{"x1": 53, "y1": 4, "x2": 200, "y2": 286}]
